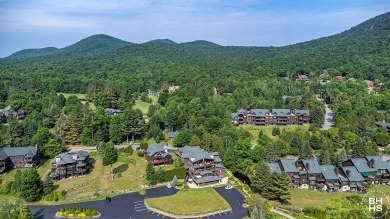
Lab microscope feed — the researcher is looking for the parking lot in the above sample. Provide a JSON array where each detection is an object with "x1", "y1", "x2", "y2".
[{"x1": 29, "y1": 187, "x2": 248, "y2": 219}]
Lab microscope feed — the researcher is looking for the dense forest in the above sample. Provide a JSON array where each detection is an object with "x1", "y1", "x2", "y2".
[{"x1": 0, "y1": 11, "x2": 390, "y2": 217}]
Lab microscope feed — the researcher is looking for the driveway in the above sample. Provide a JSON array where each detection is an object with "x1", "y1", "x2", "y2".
[
  {"x1": 322, "y1": 104, "x2": 334, "y2": 130},
  {"x1": 29, "y1": 187, "x2": 248, "y2": 219}
]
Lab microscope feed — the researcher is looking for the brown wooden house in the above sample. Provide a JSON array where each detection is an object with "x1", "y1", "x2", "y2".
[
  {"x1": 0, "y1": 146, "x2": 39, "y2": 173},
  {"x1": 176, "y1": 146, "x2": 226, "y2": 186},
  {"x1": 49, "y1": 151, "x2": 90, "y2": 180},
  {"x1": 145, "y1": 143, "x2": 172, "y2": 165}
]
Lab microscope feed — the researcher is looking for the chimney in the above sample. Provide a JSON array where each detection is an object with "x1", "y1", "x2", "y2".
[
  {"x1": 334, "y1": 168, "x2": 339, "y2": 175},
  {"x1": 346, "y1": 170, "x2": 351, "y2": 178},
  {"x1": 371, "y1": 158, "x2": 375, "y2": 168},
  {"x1": 306, "y1": 162, "x2": 310, "y2": 170},
  {"x1": 295, "y1": 160, "x2": 298, "y2": 168}
]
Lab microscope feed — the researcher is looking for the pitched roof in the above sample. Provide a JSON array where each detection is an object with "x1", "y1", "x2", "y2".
[
  {"x1": 366, "y1": 156, "x2": 390, "y2": 171},
  {"x1": 279, "y1": 159, "x2": 298, "y2": 173},
  {"x1": 1, "y1": 146, "x2": 38, "y2": 158},
  {"x1": 167, "y1": 131, "x2": 180, "y2": 138},
  {"x1": 104, "y1": 108, "x2": 123, "y2": 114},
  {"x1": 193, "y1": 176, "x2": 220, "y2": 184},
  {"x1": 375, "y1": 121, "x2": 390, "y2": 127},
  {"x1": 320, "y1": 165, "x2": 339, "y2": 180},
  {"x1": 0, "y1": 149, "x2": 8, "y2": 160},
  {"x1": 341, "y1": 166, "x2": 365, "y2": 182},
  {"x1": 350, "y1": 158, "x2": 376, "y2": 173},
  {"x1": 295, "y1": 109, "x2": 310, "y2": 116},
  {"x1": 177, "y1": 146, "x2": 218, "y2": 163},
  {"x1": 302, "y1": 159, "x2": 322, "y2": 174},
  {"x1": 272, "y1": 109, "x2": 291, "y2": 117},
  {"x1": 146, "y1": 143, "x2": 165, "y2": 157},
  {"x1": 266, "y1": 163, "x2": 282, "y2": 173},
  {"x1": 250, "y1": 109, "x2": 269, "y2": 117},
  {"x1": 52, "y1": 150, "x2": 88, "y2": 165}
]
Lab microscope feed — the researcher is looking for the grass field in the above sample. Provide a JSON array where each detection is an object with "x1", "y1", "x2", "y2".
[
  {"x1": 239, "y1": 124, "x2": 310, "y2": 144},
  {"x1": 0, "y1": 152, "x2": 148, "y2": 204},
  {"x1": 133, "y1": 94, "x2": 158, "y2": 116},
  {"x1": 57, "y1": 92, "x2": 96, "y2": 110},
  {"x1": 284, "y1": 186, "x2": 390, "y2": 209},
  {"x1": 145, "y1": 187, "x2": 231, "y2": 216}
]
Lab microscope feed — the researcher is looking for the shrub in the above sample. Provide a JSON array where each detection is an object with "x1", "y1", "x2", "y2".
[
  {"x1": 43, "y1": 190, "x2": 67, "y2": 202},
  {"x1": 118, "y1": 145, "x2": 133, "y2": 154},
  {"x1": 137, "y1": 151, "x2": 144, "y2": 157},
  {"x1": 164, "y1": 167, "x2": 186, "y2": 182},
  {"x1": 57, "y1": 206, "x2": 98, "y2": 218}
]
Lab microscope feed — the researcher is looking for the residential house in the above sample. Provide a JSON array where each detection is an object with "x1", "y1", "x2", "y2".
[
  {"x1": 167, "y1": 131, "x2": 180, "y2": 140},
  {"x1": 365, "y1": 156, "x2": 390, "y2": 185},
  {"x1": 348, "y1": 78, "x2": 358, "y2": 83},
  {"x1": 176, "y1": 146, "x2": 226, "y2": 186},
  {"x1": 375, "y1": 121, "x2": 390, "y2": 133},
  {"x1": 168, "y1": 85, "x2": 180, "y2": 93},
  {"x1": 297, "y1": 160, "x2": 325, "y2": 190},
  {"x1": 0, "y1": 146, "x2": 39, "y2": 173},
  {"x1": 295, "y1": 109, "x2": 311, "y2": 124},
  {"x1": 320, "y1": 165, "x2": 341, "y2": 192},
  {"x1": 363, "y1": 80, "x2": 374, "y2": 88},
  {"x1": 231, "y1": 108, "x2": 310, "y2": 126},
  {"x1": 332, "y1": 76, "x2": 345, "y2": 82},
  {"x1": 296, "y1": 75, "x2": 309, "y2": 81},
  {"x1": 342, "y1": 158, "x2": 378, "y2": 184},
  {"x1": 266, "y1": 163, "x2": 282, "y2": 173},
  {"x1": 339, "y1": 166, "x2": 366, "y2": 192},
  {"x1": 49, "y1": 151, "x2": 90, "y2": 180},
  {"x1": 145, "y1": 143, "x2": 172, "y2": 165},
  {"x1": 278, "y1": 159, "x2": 300, "y2": 188},
  {"x1": 104, "y1": 108, "x2": 123, "y2": 116},
  {"x1": 0, "y1": 106, "x2": 25, "y2": 120}
]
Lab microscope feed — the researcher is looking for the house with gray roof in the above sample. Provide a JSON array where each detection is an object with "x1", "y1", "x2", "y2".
[
  {"x1": 278, "y1": 159, "x2": 300, "y2": 187},
  {"x1": 176, "y1": 146, "x2": 226, "y2": 186},
  {"x1": 296, "y1": 159, "x2": 325, "y2": 190},
  {"x1": 375, "y1": 121, "x2": 390, "y2": 133},
  {"x1": 0, "y1": 146, "x2": 39, "y2": 173},
  {"x1": 340, "y1": 166, "x2": 366, "y2": 192},
  {"x1": 104, "y1": 108, "x2": 123, "y2": 116},
  {"x1": 266, "y1": 163, "x2": 282, "y2": 173},
  {"x1": 167, "y1": 131, "x2": 180, "y2": 139},
  {"x1": 145, "y1": 143, "x2": 172, "y2": 165},
  {"x1": 231, "y1": 108, "x2": 310, "y2": 126},
  {"x1": 0, "y1": 106, "x2": 25, "y2": 121},
  {"x1": 342, "y1": 158, "x2": 379, "y2": 184},
  {"x1": 366, "y1": 156, "x2": 390, "y2": 184},
  {"x1": 320, "y1": 165, "x2": 340, "y2": 192},
  {"x1": 49, "y1": 150, "x2": 89, "y2": 180}
]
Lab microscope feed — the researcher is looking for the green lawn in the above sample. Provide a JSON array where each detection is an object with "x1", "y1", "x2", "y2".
[
  {"x1": 284, "y1": 186, "x2": 390, "y2": 209},
  {"x1": 57, "y1": 93, "x2": 95, "y2": 110},
  {"x1": 133, "y1": 94, "x2": 158, "y2": 116},
  {"x1": 239, "y1": 124, "x2": 309, "y2": 144},
  {"x1": 145, "y1": 187, "x2": 231, "y2": 216}
]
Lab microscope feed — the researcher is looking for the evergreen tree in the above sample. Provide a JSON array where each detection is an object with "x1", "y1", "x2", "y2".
[
  {"x1": 311, "y1": 104, "x2": 325, "y2": 128},
  {"x1": 19, "y1": 204, "x2": 34, "y2": 219},
  {"x1": 264, "y1": 143, "x2": 278, "y2": 163},
  {"x1": 64, "y1": 109, "x2": 83, "y2": 145},
  {"x1": 109, "y1": 115, "x2": 122, "y2": 144},
  {"x1": 299, "y1": 143, "x2": 313, "y2": 159},
  {"x1": 290, "y1": 135, "x2": 302, "y2": 155},
  {"x1": 189, "y1": 135, "x2": 201, "y2": 146},
  {"x1": 43, "y1": 179, "x2": 54, "y2": 195},
  {"x1": 320, "y1": 147, "x2": 331, "y2": 165},
  {"x1": 19, "y1": 168, "x2": 43, "y2": 202},
  {"x1": 352, "y1": 139, "x2": 367, "y2": 158},
  {"x1": 268, "y1": 172, "x2": 291, "y2": 204},
  {"x1": 251, "y1": 162, "x2": 271, "y2": 197},
  {"x1": 146, "y1": 163, "x2": 157, "y2": 186},
  {"x1": 336, "y1": 147, "x2": 348, "y2": 167},
  {"x1": 102, "y1": 144, "x2": 118, "y2": 180},
  {"x1": 122, "y1": 109, "x2": 146, "y2": 142}
]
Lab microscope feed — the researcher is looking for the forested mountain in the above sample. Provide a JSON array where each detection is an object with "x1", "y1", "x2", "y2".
[
  {"x1": 8, "y1": 47, "x2": 59, "y2": 59},
  {"x1": 1, "y1": 12, "x2": 389, "y2": 94}
]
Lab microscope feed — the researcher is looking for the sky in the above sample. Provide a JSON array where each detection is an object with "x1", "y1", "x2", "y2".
[{"x1": 0, "y1": 0, "x2": 389, "y2": 58}]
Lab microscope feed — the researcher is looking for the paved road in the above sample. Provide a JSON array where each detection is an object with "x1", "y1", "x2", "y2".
[
  {"x1": 272, "y1": 208, "x2": 296, "y2": 219},
  {"x1": 322, "y1": 104, "x2": 334, "y2": 130},
  {"x1": 29, "y1": 187, "x2": 248, "y2": 219}
]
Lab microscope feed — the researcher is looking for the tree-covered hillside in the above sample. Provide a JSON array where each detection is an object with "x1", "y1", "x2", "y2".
[{"x1": 1, "y1": 12, "x2": 389, "y2": 94}]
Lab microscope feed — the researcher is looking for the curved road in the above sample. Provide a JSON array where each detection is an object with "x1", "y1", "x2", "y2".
[{"x1": 29, "y1": 187, "x2": 248, "y2": 219}]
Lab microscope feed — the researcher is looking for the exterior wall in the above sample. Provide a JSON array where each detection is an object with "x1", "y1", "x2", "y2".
[
  {"x1": 233, "y1": 110, "x2": 310, "y2": 126},
  {"x1": 50, "y1": 157, "x2": 89, "y2": 180},
  {"x1": 9, "y1": 155, "x2": 38, "y2": 168},
  {"x1": 146, "y1": 153, "x2": 172, "y2": 165}
]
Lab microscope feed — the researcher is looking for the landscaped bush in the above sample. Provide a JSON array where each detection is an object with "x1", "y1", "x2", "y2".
[
  {"x1": 43, "y1": 190, "x2": 67, "y2": 202},
  {"x1": 164, "y1": 167, "x2": 186, "y2": 182},
  {"x1": 118, "y1": 145, "x2": 133, "y2": 155},
  {"x1": 57, "y1": 206, "x2": 98, "y2": 218},
  {"x1": 137, "y1": 151, "x2": 144, "y2": 157}
]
